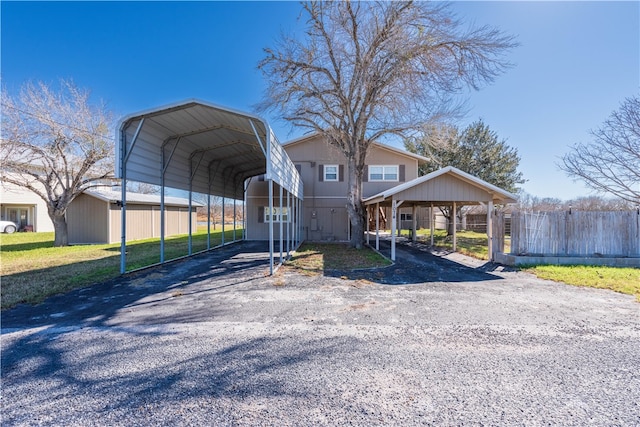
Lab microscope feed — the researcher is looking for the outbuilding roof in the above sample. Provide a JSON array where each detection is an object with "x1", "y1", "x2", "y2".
[{"x1": 84, "y1": 189, "x2": 204, "y2": 207}]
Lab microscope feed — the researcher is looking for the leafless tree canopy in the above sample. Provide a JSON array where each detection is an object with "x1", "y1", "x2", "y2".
[
  {"x1": 560, "y1": 95, "x2": 640, "y2": 204},
  {"x1": 259, "y1": 1, "x2": 517, "y2": 247},
  {"x1": 1, "y1": 80, "x2": 114, "y2": 246}
]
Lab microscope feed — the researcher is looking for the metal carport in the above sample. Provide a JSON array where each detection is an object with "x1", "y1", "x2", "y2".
[
  {"x1": 116, "y1": 99, "x2": 303, "y2": 274},
  {"x1": 363, "y1": 166, "x2": 517, "y2": 261}
]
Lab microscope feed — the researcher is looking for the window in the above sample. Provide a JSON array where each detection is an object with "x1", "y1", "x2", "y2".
[
  {"x1": 264, "y1": 207, "x2": 289, "y2": 222},
  {"x1": 369, "y1": 165, "x2": 398, "y2": 182},
  {"x1": 400, "y1": 213, "x2": 413, "y2": 221},
  {"x1": 324, "y1": 164, "x2": 339, "y2": 181}
]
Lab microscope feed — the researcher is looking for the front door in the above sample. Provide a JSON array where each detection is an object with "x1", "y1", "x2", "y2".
[{"x1": 7, "y1": 208, "x2": 29, "y2": 229}]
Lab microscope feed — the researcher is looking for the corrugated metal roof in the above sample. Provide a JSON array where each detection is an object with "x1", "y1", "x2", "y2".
[
  {"x1": 116, "y1": 99, "x2": 302, "y2": 200},
  {"x1": 84, "y1": 189, "x2": 204, "y2": 207}
]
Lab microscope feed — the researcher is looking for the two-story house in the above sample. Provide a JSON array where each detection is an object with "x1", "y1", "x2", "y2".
[{"x1": 246, "y1": 133, "x2": 429, "y2": 241}]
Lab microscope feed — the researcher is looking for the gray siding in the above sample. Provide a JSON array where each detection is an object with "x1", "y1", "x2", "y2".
[
  {"x1": 246, "y1": 134, "x2": 423, "y2": 241},
  {"x1": 393, "y1": 174, "x2": 494, "y2": 203}
]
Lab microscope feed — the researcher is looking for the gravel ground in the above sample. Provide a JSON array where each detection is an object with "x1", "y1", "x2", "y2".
[{"x1": 2, "y1": 240, "x2": 639, "y2": 426}]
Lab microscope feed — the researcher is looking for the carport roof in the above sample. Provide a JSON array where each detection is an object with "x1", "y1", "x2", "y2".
[
  {"x1": 363, "y1": 166, "x2": 518, "y2": 206},
  {"x1": 116, "y1": 99, "x2": 302, "y2": 201}
]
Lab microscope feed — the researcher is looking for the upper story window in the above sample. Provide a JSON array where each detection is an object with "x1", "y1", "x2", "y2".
[
  {"x1": 324, "y1": 164, "x2": 339, "y2": 182},
  {"x1": 369, "y1": 165, "x2": 398, "y2": 182}
]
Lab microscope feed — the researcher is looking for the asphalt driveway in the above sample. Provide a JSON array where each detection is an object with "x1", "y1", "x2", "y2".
[{"x1": 2, "y1": 240, "x2": 639, "y2": 426}]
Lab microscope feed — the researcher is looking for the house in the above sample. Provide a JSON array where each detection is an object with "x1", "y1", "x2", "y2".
[
  {"x1": 246, "y1": 133, "x2": 430, "y2": 241},
  {"x1": 67, "y1": 189, "x2": 201, "y2": 244},
  {"x1": 0, "y1": 179, "x2": 53, "y2": 232}
]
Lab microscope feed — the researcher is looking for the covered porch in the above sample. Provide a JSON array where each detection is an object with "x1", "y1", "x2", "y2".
[{"x1": 363, "y1": 166, "x2": 517, "y2": 261}]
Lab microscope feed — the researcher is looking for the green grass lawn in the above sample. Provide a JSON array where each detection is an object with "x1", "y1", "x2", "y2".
[
  {"x1": 523, "y1": 265, "x2": 640, "y2": 302},
  {"x1": 391, "y1": 228, "x2": 499, "y2": 259},
  {"x1": 285, "y1": 242, "x2": 391, "y2": 275},
  {"x1": 0, "y1": 228, "x2": 242, "y2": 309},
  {"x1": 375, "y1": 228, "x2": 639, "y2": 301},
  {"x1": 2, "y1": 228, "x2": 638, "y2": 309}
]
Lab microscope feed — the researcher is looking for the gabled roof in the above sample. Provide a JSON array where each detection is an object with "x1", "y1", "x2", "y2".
[
  {"x1": 84, "y1": 189, "x2": 204, "y2": 207},
  {"x1": 363, "y1": 166, "x2": 518, "y2": 205},
  {"x1": 282, "y1": 132, "x2": 429, "y2": 163}
]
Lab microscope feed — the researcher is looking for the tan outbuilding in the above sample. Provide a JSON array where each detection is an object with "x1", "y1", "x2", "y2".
[{"x1": 67, "y1": 190, "x2": 201, "y2": 245}]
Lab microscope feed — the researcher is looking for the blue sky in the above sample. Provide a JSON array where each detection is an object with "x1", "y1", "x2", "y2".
[{"x1": 2, "y1": 1, "x2": 638, "y2": 200}]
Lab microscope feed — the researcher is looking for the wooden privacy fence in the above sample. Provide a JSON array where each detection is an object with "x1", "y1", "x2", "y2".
[{"x1": 509, "y1": 210, "x2": 640, "y2": 257}]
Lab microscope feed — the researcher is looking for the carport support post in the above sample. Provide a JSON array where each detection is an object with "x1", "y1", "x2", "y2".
[
  {"x1": 366, "y1": 206, "x2": 370, "y2": 245},
  {"x1": 119, "y1": 118, "x2": 144, "y2": 274},
  {"x1": 268, "y1": 179, "x2": 274, "y2": 274},
  {"x1": 221, "y1": 197, "x2": 225, "y2": 245},
  {"x1": 297, "y1": 197, "x2": 302, "y2": 247},
  {"x1": 430, "y1": 203, "x2": 435, "y2": 247},
  {"x1": 188, "y1": 189, "x2": 193, "y2": 256},
  {"x1": 279, "y1": 184, "x2": 283, "y2": 264},
  {"x1": 375, "y1": 203, "x2": 380, "y2": 251},
  {"x1": 207, "y1": 193, "x2": 211, "y2": 249},
  {"x1": 487, "y1": 200, "x2": 494, "y2": 261},
  {"x1": 412, "y1": 205, "x2": 417, "y2": 242},
  {"x1": 452, "y1": 201, "x2": 457, "y2": 252},
  {"x1": 391, "y1": 198, "x2": 397, "y2": 261},
  {"x1": 233, "y1": 200, "x2": 237, "y2": 242},
  {"x1": 287, "y1": 190, "x2": 291, "y2": 257}
]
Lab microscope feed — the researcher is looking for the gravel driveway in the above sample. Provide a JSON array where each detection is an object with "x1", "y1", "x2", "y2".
[{"x1": 2, "y1": 240, "x2": 639, "y2": 426}]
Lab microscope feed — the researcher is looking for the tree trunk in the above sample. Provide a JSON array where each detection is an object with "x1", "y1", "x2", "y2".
[
  {"x1": 52, "y1": 212, "x2": 69, "y2": 247},
  {"x1": 346, "y1": 156, "x2": 365, "y2": 249}
]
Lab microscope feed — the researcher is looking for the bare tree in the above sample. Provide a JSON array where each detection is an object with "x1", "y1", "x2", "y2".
[
  {"x1": 560, "y1": 95, "x2": 640, "y2": 204},
  {"x1": 1, "y1": 80, "x2": 114, "y2": 246},
  {"x1": 127, "y1": 181, "x2": 160, "y2": 195},
  {"x1": 259, "y1": 1, "x2": 517, "y2": 248}
]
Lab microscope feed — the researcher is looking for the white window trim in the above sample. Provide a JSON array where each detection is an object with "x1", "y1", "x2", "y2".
[
  {"x1": 369, "y1": 165, "x2": 399, "y2": 182},
  {"x1": 324, "y1": 164, "x2": 339, "y2": 182},
  {"x1": 264, "y1": 206, "x2": 289, "y2": 223}
]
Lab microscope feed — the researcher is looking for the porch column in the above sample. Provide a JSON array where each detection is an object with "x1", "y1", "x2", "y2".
[
  {"x1": 430, "y1": 203, "x2": 434, "y2": 247},
  {"x1": 366, "y1": 206, "x2": 370, "y2": 245},
  {"x1": 487, "y1": 200, "x2": 494, "y2": 261},
  {"x1": 391, "y1": 198, "x2": 397, "y2": 261},
  {"x1": 375, "y1": 202, "x2": 380, "y2": 251}
]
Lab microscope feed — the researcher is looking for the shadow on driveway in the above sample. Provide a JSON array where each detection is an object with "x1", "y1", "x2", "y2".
[
  {"x1": 1, "y1": 241, "x2": 275, "y2": 330},
  {"x1": 326, "y1": 238, "x2": 505, "y2": 285}
]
